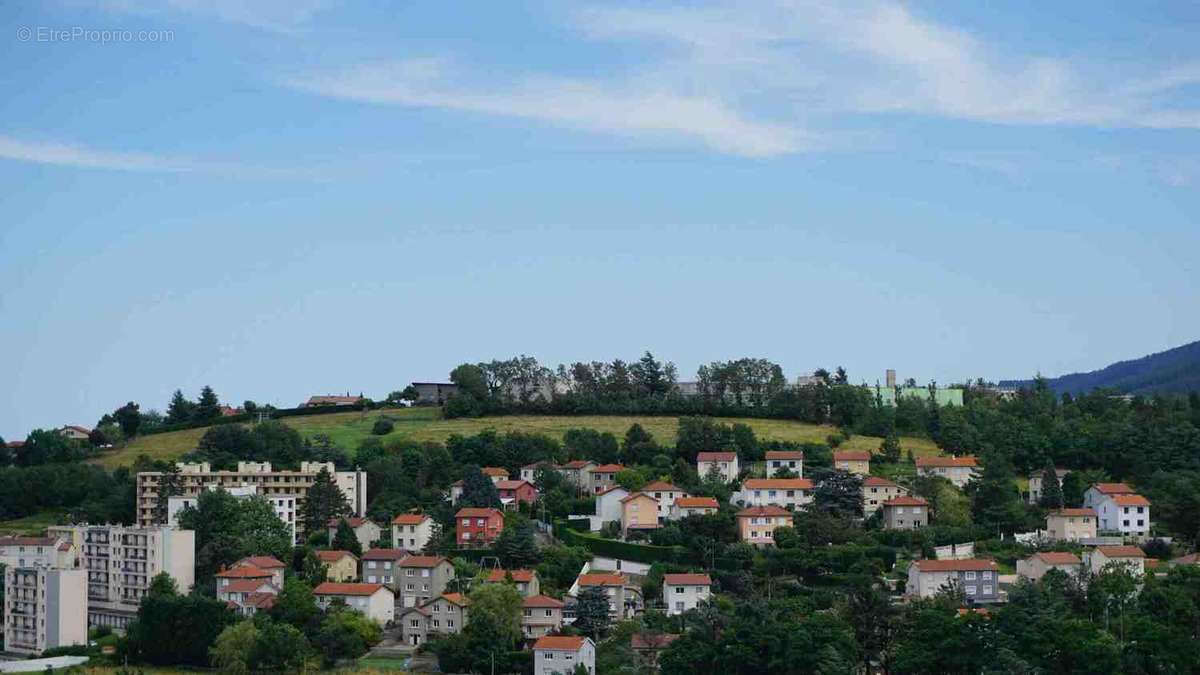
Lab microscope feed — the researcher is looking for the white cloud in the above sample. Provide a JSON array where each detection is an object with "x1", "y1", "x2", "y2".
[{"x1": 0, "y1": 135, "x2": 187, "y2": 171}]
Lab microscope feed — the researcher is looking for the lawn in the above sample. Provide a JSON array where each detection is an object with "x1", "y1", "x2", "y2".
[
  {"x1": 0, "y1": 509, "x2": 69, "y2": 535},
  {"x1": 92, "y1": 407, "x2": 942, "y2": 469}
]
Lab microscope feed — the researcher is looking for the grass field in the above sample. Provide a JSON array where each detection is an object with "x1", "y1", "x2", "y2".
[
  {"x1": 0, "y1": 509, "x2": 68, "y2": 535},
  {"x1": 91, "y1": 407, "x2": 941, "y2": 469}
]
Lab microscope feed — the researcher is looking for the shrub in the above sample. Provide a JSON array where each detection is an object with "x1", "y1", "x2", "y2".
[{"x1": 371, "y1": 418, "x2": 395, "y2": 435}]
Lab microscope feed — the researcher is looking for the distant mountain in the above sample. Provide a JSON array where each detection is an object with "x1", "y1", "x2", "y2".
[{"x1": 1000, "y1": 339, "x2": 1200, "y2": 395}]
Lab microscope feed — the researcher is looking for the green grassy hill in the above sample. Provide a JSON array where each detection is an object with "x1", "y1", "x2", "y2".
[{"x1": 91, "y1": 407, "x2": 942, "y2": 469}]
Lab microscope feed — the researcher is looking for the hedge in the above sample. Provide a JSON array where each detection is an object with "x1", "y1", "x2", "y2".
[
  {"x1": 138, "y1": 401, "x2": 399, "y2": 436},
  {"x1": 555, "y1": 521, "x2": 697, "y2": 565}
]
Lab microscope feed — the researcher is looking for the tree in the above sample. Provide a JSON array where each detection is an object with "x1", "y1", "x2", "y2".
[
  {"x1": 1038, "y1": 464, "x2": 1065, "y2": 510},
  {"x1": 179, "y1": 490, "x2": 293, "y2": 585},
  {"x1": 210, "y1": 620, "x2": 259, "y2": 675},
  {"x1": 1061, "y1": 471, "x2": 1088, "y2": 507},
  {"x1": 814, "y1": 470, "x2": 864, "y2": 518},
  {"x1": 300, "y1": 468, "x2": 350, "y2": 532},
  {"x1": 467, "y1": 582, "x2": 524, "y2": 646},
  {"x1": 166, "y1": 389, "x2": 196, "y2": 424},
  {"x1": 252, "y1": 621, "x2": 314, "y2": 672},
  {"x1": 573, "y1": 585, "x2": 612, "y2": 639},
  {"x1": 459, "y1": 465, "x2": 502, "y2": 509},
  {"x1": 495, "y1": 517, "x2": 541, "y2": 568},
  {"x1": 0, "y1": 439, "x2": 9, "y2": 467},
  {"x1": 148, "y1": 572, "x2": 179, "y2": 598},
  {"x1": 125, "y1": 590, "x2": 235, "y2": 666},
  {"x1": 153, "y1": 463, "x2": 183, "y2": 525},
  {"x1": 314, "y1": 607, "x2": 382, "y2": 666},
  {"x1": 195, "y1": 386, "x2": 221, "y2": 421},
  {"x1": 371, "y1": 418, "x2": 394, "y2": 435},
  {"x1": 331, "y1": 519, "x2": 363, "y2": 556},
  {"x1": 114, "y1": 401, "x2": 142, "y2": 437},
  {"x1": 16, "y1": 429, "x2": 78, "y2": 465},
  {"x1": 270, "y1": 577, "x2": 319, "y2": 629},
  {"x1": 880, "y1": 433, "x2": 902, "y2": 463}
]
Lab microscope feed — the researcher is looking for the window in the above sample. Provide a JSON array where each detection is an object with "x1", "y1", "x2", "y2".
[
  {"x1": 965, "y1": 586, "x2": 977, "y2": 595},
  {"x1": 965, "y1": 571, "x2": 976, "y2": 580},
  {"x1": 544, "y1": 653, "x2": 554, "y2": 660},
  {"x1": 674, "y1": 587, "x2": 683, "y2": 594},
  {"x1": 410, "y1": 619, "x2": 419, "y2": 628},
  {"x1": 675, "y1": 602, "x2": 684, "y2": 610},
  {"x1": 545, "y1": 609, "x2": 553, "y2": 617},
  {"x1": 447, "y1": 620, "x2": 454, "y2": 628},
  {"x1": 983, "y1": 585, "x2": 993, "y2": 595},
  {"x1": 524, "y1": 609, "x2": 532, "y2": 616}
]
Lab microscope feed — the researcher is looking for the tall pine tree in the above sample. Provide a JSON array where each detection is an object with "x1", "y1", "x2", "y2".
[
  {"x1": 301, "y1": 468, "x2": 350, "y2": 533},
  {"x1": 460, "y1": 466, "x2": 502, "y2": 509},
  {"x1": 194, "y1": 386, "x2": 221, "y2": 422},
  {"x1": 1038, "y1": 464, "x2": 1065, "y2": 509},
  {"x1": 153, "y1": 463, "x2": 183, "y2": 525}
]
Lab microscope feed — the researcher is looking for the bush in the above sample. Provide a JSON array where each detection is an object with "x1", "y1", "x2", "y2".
[
  {"x1": 372, "y1": 418, "x2": 395, "y2": 435},
  {"x1": 556, "y1": 521, "x2": 697, "y2": 565}
]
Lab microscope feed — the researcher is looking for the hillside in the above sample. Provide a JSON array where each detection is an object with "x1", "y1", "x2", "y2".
[
  {"x1": 90, "y1": 407, "x2": 941, "y2": 469},
  {"x1": 1001, "y1": 339, "x2": 1200, "y2": 395}
]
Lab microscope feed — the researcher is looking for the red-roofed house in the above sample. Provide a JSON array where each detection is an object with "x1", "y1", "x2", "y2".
[
  {"x1": 218, "y1": 578, "x2": 279, "y2": 616},
  {"x1": 833, "y1": 449, "x2": 871, "y2": 475},
  {"x1": 862, "y1": 476, "x2": 909, "y2": 515},
  {"x1": 327, "y1": 517, "x2": 382, "y2": 552},
  {"x1": 915, "y1": 455, "x2": 979, "y2": 488},
  {"x1": 496, "y1": 479, "x2": 539, "y2": 508},
  {"x1": 1044, "y1": 508, "x2": 1097, "y2": 542},
  {"x1": 230, "y1": 556, "x2": 286, "y2": 586},
  {"x1": 456, "y1": 507, "x2": 504, "y2": 547},
  {"x1": 670, "y1": 496, "x2": 719, "y2": 520},
  {"x1": 1086, "y1": 546, "x2": 1147, "y2": 575},
  {"x1": 397, "y1": 592, "x2": 472, "y2": 646},
  {"x1": 620, "y1": 492, "x2": 660, "y2": 533},
  {"x1": 1017, "y1": 551, "x2": 1082, "y2": 581},
  {"x1": 315, "y1": 550, "x2": 359, "y2": 582},
  {"x1": 590, "y1": 464, "x2": 625, "y2": 493},
  {"x1": 59, "y1": 425, "x2": 91, "y2": 441},
  {"x1": 1084, "y1": 484, "x2": 1151, "y2": 536},
  {"x1": 765, "y1": 450, "x2": 803, "y2": 477},
  {"x1": 397, "y1": 556, "x2": 455, "y2": 608},
  {"x1": 643, "y1": 482, "x2": 688, "y2": 520},
  {"x1": 482, "y1": 467, "x2": 510, "y2": 483},
  {"x1": 738, "y1": 478, "x2": 814, "y2": 510},
  {"x1": 558, "y1": 460, "x2": 597, "y2": 492},
  {"x1": 485, "y1": 568, "x2": 541, "y2": 597},
  {"x1": 533, "y1": 635, "x2": 595, "y2": 675},
  {"x1": 662, "y1": 573, "x2": 711, "y2": 615},
  {"x1": 522, "y1": 594, "x2": 565, "y2": 639},
  {"x1": 906, "y1": 559, "x2": 999, "y2": 602},
  {"x1": 736, "y1": 506, "x2": 793, "y2": 546},
  {"x1": 574, "y1": 573, "x2": 638, "y2": 619},
  {"x1": 882, "y1": 496, "x2": 928, "y2": 530},
  {"x1": 314, "y1": 582, "x2": 394, "y2": 624},
  {"x1": 391, "y1": 513, "x2": 433, "y2": 551},
  {"x1": 361, "y1": 548, "x2": 410, "y2": 589},
  {"x1": 696, "y1": 451, "x2": 739, "y2": 483}
]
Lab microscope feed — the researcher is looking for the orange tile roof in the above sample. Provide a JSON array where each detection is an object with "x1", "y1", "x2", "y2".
[
  {"x1": 592, "y1": 464, "x2": 625, "y2": 473},
  {"x1": 1051, "y1": 508, "x2": 1096, "y2": 517},
  {"x1": 1034, "y1": 552, "x2": 1081, "y2": 565},
  {"x1": 235, "y1": 555, "x2": 286, "y2": 569},
  {"x1": 883, "y1": 496, "x2": 927, "y2": 507},
  {"x1": 643, "y1": 481, "x2": 683, "y2": 492},
  {"x1": 1096, "y1": 545, "x2": 1145, "y2": 559},
  {"x1": 314, "y1": 582, "x2": 386, "y2": 597},
  {"x1": 327, "y1": 517, "x2": 371, "y2": 528},
  {"x1": 675, "y1": 497, "x2": 719, "y2": 508},
  {"x1": 913, "y1": 559, "x2": 997, "y2": 572},
  {"x1": 1111, "y1": 494, "x2": 1151, "y2": 506},
  {"x1": 523, "y1": 594, "x2": 565, "y2": 608},
  {"x1": 620, "y1": 492, "x2": 657, "y2": 504},
  {"x1": 486, "y1": 569, "x2": 536, "y2": 583},
  {"x1": 439, "y1": 592, "x2": 470, "y2": 606},
  {"x1": 765, "y1": 450, "x2": 804, "y2": 460},
  {"x1": 737, "y1": 505, "x2": 792, "y2": 517},
  {"x1": 663, "y1": 573, "x2": 711, "y2": 585},
  {"x1": 221, "y1": 578, "x2": 276, "y2": 594},
  {"x1": 863, "y1": 476, "x2": 898, "y2": 487},
  {"x1": 742, "y1": 478, "x2": 813, "y2": 490},
  {"x1": 1092, "y1": 483, "x2": 1134, "y2": 495},
  {"x1": 392, "y1": 513, "x2": 430, "y2": 525},
  {"x1": 316, "y1": 550, "x2": 356, "y2": 563},
  {"x1": 596, "y1": 485, "x2": 628, "y2": 496},
  {"x1": 697, "y1": 452, "x2": 737, "y2": 461},
  {"x1": 399, "y1": 555, "x2": 448, "y2": 568},
  {"x1": 533, "y1": 635, "x2": 587, "y2": 651},
  {"x1": 244, "y1": 592, "x2": 277, "y2": 609},
  {"x1": 560, "y1": 460, "x2": 595, "y2": 470},
  {"x1": 482, "y1": 467, "x2": 510, "y2": 477},
  {"x1": 916, "y1": 455, "x2": 978, "y2": 468},
  {"x1": 833, "y1": 450, "x2": 871, "y2": 461},
  {"x1": 456, "y1": 507, "x2": 504, "y2": 518},
  {"x1": 216, "y1": 565, "x2": 273, "y2": 579},
  {"x1": 578, "y1": 573, "x2": 626, "y2": 587}
]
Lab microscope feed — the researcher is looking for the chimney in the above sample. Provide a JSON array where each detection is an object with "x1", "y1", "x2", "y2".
[{"x1": 886, "y1": 369, "x2": 896, "y2": 388}]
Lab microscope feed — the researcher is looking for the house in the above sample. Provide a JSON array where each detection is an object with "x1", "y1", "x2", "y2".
[
  {"x1": 327, "y1": 517, "x2": 382, "y2": 551},
  {"x1": 1086, "y1": 545, "x2": 1146, "y2": 576},
  {"x1": 915, "y1": 455, "x2": 979, "y2": 488},
  {"x1": 410, "y1": 382, "x2": 458, "y2": 406},
  {"x1": 882, "y1": 496, "x2": 928, "y2": 530},
  {"x1": 497, "y1": 479, "x2": 539, "y2": 508},
  {"x1": 1028, "y1": 468, "x2": 1069, "y2": 504},
  {"x1": 696, "y1": 452, "x2": 739, "y2": 483},
  {"x1": 456, "y1": 507, "x2": 505, "y2": 547},
  {"x1": 230, "y1": 556, "x2": 286, "y2": 586},
  {"x1": 643, "y1": 481, "x2": 689, "y2": 520},
  {"x1": 1016, "y1": 552, "x2": 1082, "y2": 581},
  {"x1": 671, "y1": 497, "x2": 719, "y2": 520},
  {"x1": 590, "y1": 464, "x2": 624, "y2": 493},
  {"x1": 906, "y1": 559, "x2": 1000, "y2": 603},
  {"x1": 533, "y1": 635, "x2": 596, "y2": 675},
  {"x1": 1170, "y1": 553, "x2": 1200, "y2": 568},
  {"x1": 398, "y1": 593, "x2": 470, "y2": 645},
  {"x1": 738, "y1": 478, "x2": 813, "y2": 510},
  {"x1": 58, "y1": 425, "x2": 91, "y2": 441},
  {"x1": 521, "y1": 461, "x2": 554, "y2": 483},
  {"x1": 485, "y1": 568, "x2": 541, "y2": 597},
  {"x1": 575, "y1": 573, "x2": 632, "y2": 619},
  {"x1": 391, "y1": 513, "x2": 433, "y2": 551},
  {"x1": 620, "y1": 492, "x2": 661, "y2": 533},
  {"x1": 736, "y1": 505, "x2": 793, "y2": 546},
  {"x1": 862, "y1": 476, "x2": 909, "y2": 515},
  {"x1": 522, "y1": 595, "x2": 565, "y2": 639},
  {"x1": 765, "y1": 450, "x2": 804, "y2": 477},
  {"x1": 1083, "y1": 483, "x2": 1151, "y2": 537},
  {"x1": 314, "y1": 582, "x2": 395, "y2": 625},
  {"x1": 1044, "y1": 508, "x2": 1097, "y2": 542},
  {"x1": 316, "y1": 550, "x2": 359, "y2": 582},
  {"x1": 662, "y1": 573, "x2": 711, "y2": 615},
  {"x1": 361, "y1": 549, "x2": 410, "y2": 589},
  {"x1": 558, "y1": 460, "x2": 598, "y2": 491},
  {"x1": 631, "y1": 633, "x2": 680, "y2": 671},
  {"x1": 832, "y1": 450, "x2": 871, "y2": 475},
  {"x1": 302, "y1": 395, "x2": 364, "y2": 408},
  {"x1": 218, "y1": 578, "x2": 278, "y2": 616},
  {"x1": 397, "y1": 555, "x2": 455, "y2": 608},
  {"x1": 595, "y1": 486, "x2": 630, "y2": 525},
  {"x1": 482, "y1": 467, "x2": 510, "y2": 483}
]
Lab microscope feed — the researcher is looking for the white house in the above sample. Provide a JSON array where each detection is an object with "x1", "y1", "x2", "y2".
[
  {"x1": 595, "y1": 486, "x2": 630, "y2": 525},
  {"x1": 642, "y1": 481, "x2": 688, "y2": 521},
  {"x1": 533, "y1": 635, "x2": 595, "y2": 675},
  {"x1": 314, "y1": 582, "x2": 395, "y2": 625},
  {"x1": 696, "y1": 452, "x2": 739, "y2": 483},
  {"x1": 391, "y1": 514, "x2": 434, "y2": 551},
  {"x1": 1085, "y1": 545, "x2": 1146, "y2": 576},
  {"x1": 765, "y1": 450, "x2": 803, "y2": 477},
  {"x1": 915, "y1": 456, "x2": 978, "y2": 488},
  {"x1": 738, "y1": 478, "x2": 813, "y2": 510},
  {"x1": 662, "y1": 573, "x2": 711, "y2": 615},
  {"x1": 1083, "y1": 483, "x2": 1151, "y2": 537}
]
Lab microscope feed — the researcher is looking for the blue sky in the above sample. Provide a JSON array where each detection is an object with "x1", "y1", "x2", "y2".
[{"x1": 1, "y1": 1, "x2": 1198, "y2": 438}]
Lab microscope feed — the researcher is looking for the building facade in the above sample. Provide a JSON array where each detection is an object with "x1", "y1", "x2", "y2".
[
  {"x1": 738, "y1": 478, "x2": 813, "y2": 511},
  {"x1": 397, "y1": 556, "x2": 455, "y2": 608},
  {"x1": 832, "y1": 450, "x2": 871, "y2": 475},
  {"x1": 361, "y1": 549, "x2": 410, "y2": 589},
  {"x1": 1016, "y1": 552, "x2": 1081, "y2": 581},
  {"x1": 314, "y1": 582, "x2": 394, "y2": 625},
  {"x1": 2, "y1": 566, "x2": 87, "y2": 656},
  {"x1": 1084, "y1": 484, "x2": 1151, "y2": 537},
  {"x1": 167, "y1": 484, "x2": 297, "y2": 543},
  {"x1": 456, "y1": 507, "x2": 505, "y2": 547},
  {"x1": 736, "y1": 506, "x2": 793, "y2": 546},
  {"x1": 861, "y1": 476, "x2": 908, "y2": 516},
  {"x1": 327, "y1": 517, "x2": 382, "y2": 551},
  {"x1": 1044, "y1": 508, "x2": 1097, "y2": 542},
  {"x1": 882, "y1": 496, "x2": 928, "y2": 530},
  {"x1": 696, "y1": 452, "x2": 739, "y2": 483},
  {"x1": 906, "y1": 559, "x2": 1000, "y2": 603},
  {"x1": 522, "y1": 595, "x2": 564, "y2": 639},
  {"x1": 662, "y1": 573, "x2": 711, "y2": 615},
  {"x1": 765, "y1": 450, "x2": 803, "y2": 477},
  {"x1": 533, "y1": 635, "x2": 596, "y2": 675},
  {"x1": 391, "y1": 513, "x2": 434, "y2": 551},
  {"x1": 915, "y1": 456, "x2": 979, "y2": 488}
]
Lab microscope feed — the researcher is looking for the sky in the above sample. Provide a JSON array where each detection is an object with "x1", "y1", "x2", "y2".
[{"x1": 1, "y1": 1, "x2": 1198, "y2": 439}]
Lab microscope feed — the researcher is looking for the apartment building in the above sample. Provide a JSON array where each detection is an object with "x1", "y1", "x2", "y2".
[
  {"x1": 136, "y1": 461, "x2": 367, "y2": 539},
  {"x1": 168, "y1": 484, "x2": 297, "y2": 543},
  {"x1": 696, "y1": 452, "x2": 739, "y2": 483},
  {"x1": 534, "y1": 635, "x2": 596, "y2": 675},
  {"x1": 45, "y1": 524, "x2": 194, "y2": 630},
  {"x1": 397, "y1": 556, "x2": 455, "y2": 608},
  {"x1": 620, "y1": 492, "x2": 660, "y2": 533},
  {"x1": 3, "y1": 566, "x2": 87, "y2": 656},
  {"x1": 391, "y1": 513, "x2": 433, "y2": 551},
  {"x1": 862, "y1": 476, "x2": 909, "y2": 516},
  {"x1": 738, "y1": 478, "x2": 814, "y2": 511},
  {"x1": 522, "y1": 594, "x2": 565, "y2": 639},
  {"x1": 0, "y1": 536, "x2": 75, "y2": 569},
  {"x1": 832, "y1": 450, "x2": 871, "y2": 475},
  {"x1": 456, "y1": 507, "x2": 505, "y2": 547},
  {"x1": 915, "y1": 456, "x2": 979, "y2": 488},
  {"x1": 662, "y1": 573, "x2": 711, "y2": 615},
  {"x1": 397, "y1": 592, "x2": 471, "y2": 646},
  {"x1": 765, "y1": 450, "x2": 803, "y2": 477},
  {"x1": 905, "y1": 559, "x2": 999, "y2": 603},
  {"x1": 1044, "y1": 508, "x2": 1097, "y2": 542}
]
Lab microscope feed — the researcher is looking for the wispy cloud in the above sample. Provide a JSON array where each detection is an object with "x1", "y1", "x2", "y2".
[{"x1": 93, "y1": 0, "x2": 332, "y2": 34}]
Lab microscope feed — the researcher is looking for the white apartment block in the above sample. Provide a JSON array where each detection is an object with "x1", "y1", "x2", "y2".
[
  {"x1": 3, "y1": 566, "x2": 88, "y2": 656},
  {"x1": 662, "y1": 573, "x2": 711, "y2": 615},
  {"x1": 136, "y1": 461, "x2": 367, "y2": 538},
  {"x1": 391, "y1": 514, "x2": 433, "y2": 551},
  {"x1": 168, "y1": 484, "x2": 296, "y2": 543},
  {"x1": 46, "y1": 524, "x2": 195, "y2": 630}
]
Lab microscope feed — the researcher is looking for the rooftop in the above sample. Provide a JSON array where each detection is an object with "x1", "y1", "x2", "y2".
[
  {"x1": 578, "y1": 573, "x2": 627, "y2": 587},
  {"x1": 916, "y1": 455, "x2": 978, "y2": 468},
  {"x1": 533, "y1": 635, "x2": 588, "y2": 651},
  {"x1": 913, "y1": 559, "x2": 997, "y2": 572},
  {"x1": 1096, "y1": 545, "x2": 1146, "y2": 559},
  {"x1": 737, "y1": 505, "x2": 792, "y2": 517},
  {"x1": 663, "y1": 573, "x2": 712, "y2": 586},
  {"x1": 392, "y1": 513, "x2": 430, "y2": 525},
  {"x1": 523, "y1": 594, "x2": 565, "y2": 608},
  {"x1": 697, "y1": 452, "x2": 737, "y2": 462},
  {"x1": 765, "y1": 450, "x2": 804, "y2": 460},
  {"x1": 314, "y1": 582, "x2": 387, "y2": 597},
  {"x1": 742, "y1": 478, "x2": 813, "y2": 490},
  {"x1": 833, "y1": 450, "x2": 871, "y2": 461}
]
